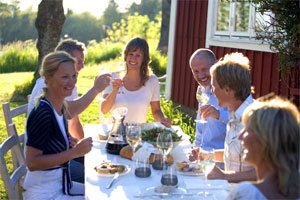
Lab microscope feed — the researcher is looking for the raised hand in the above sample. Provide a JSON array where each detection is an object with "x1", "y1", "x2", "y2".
[
  {"x1": 199, "y1": 104, "x2": 220, "y2": 120},
  {"x1": 93, "y1": 73, "x2": 111, "y2": 93}
]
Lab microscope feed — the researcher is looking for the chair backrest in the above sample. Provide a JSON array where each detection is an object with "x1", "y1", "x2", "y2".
[
  {"x1": 0, "y1": 123, "x2": 27, "y2": 200},
  {"x1": 2, "y1": 102, "x2": 27, "y2": 181},
  {"x1": 2, "y1": 102, "x2": 28, "y2": 136}
]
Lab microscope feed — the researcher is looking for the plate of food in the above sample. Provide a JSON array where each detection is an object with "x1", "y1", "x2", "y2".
[
  {"x1": 94, "y1": 162, "x2": 131, "y2": 177},
  {"x1": 176, "y1": 161, "x2": 204, "y2": 176},
  {"x1": 141, "y1": 126, "x2": 183, "y2": 147}
]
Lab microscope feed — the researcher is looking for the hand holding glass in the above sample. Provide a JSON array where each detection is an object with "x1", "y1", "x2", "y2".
[{"x1": 195, "y1": 85, "x2": 209, "y2": 123}]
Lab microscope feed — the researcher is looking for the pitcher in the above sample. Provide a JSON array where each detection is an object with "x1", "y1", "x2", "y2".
[{"x1": 105, "y1": 107, "x2": 128, "y2": 155}]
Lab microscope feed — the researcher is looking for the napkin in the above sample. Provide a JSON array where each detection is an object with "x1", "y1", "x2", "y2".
[
  {"x1": 131, "y1": 142, "x2": 157, "y2": 162},
  {"x1": 183, "y1": 178, "x2": 230, "y2": 190}
]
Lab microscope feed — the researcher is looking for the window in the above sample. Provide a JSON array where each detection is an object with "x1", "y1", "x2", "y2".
[{"x1": 206, "y1": 0, "x2": 273, "y2": 52}]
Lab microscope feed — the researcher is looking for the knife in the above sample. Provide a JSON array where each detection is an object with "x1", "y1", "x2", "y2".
[{"x1": 106, "y1": 172, "x2": 120, "y2": 189}]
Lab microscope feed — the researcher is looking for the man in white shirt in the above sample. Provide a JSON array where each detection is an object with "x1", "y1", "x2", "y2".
[{"x1": 208, "y1": 52, "x2": 257, "y2": 183}]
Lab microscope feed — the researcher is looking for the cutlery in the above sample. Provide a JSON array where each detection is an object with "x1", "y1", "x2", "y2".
[
  {"x1": 134, "y1": 193, "x2": 194, "y2": 198},
  {"x1": 106, "y1": 172, "x2": 120, "y2": 189}
]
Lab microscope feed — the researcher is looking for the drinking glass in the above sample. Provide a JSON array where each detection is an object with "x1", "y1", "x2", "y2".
[
  {"x1": 197, "y1": 147, "x2": 215, "y2": 197},
  {"x1": 156, "y1": 131, "x2": 173, "y2": 170},
  {"x1": 126, "y1": 124, "x2": 141, "y2": 155},
  {"x1": 114, "y1": 62, "x2": 127, "y2": 94},
  {"x1": 195, "y1": 85, "x2": 209, "y2": 123}
]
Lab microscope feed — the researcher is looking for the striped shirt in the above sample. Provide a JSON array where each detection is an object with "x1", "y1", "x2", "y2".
[{"x1": 26, "y1": 99, "x2": 69, "y2": 159}]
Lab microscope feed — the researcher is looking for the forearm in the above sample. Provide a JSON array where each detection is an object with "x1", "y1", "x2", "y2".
[
  {"x1": 225, "y1": 168, "x2": 257, "y2": 183},
  {"x1": 67, "y1": 87, "x2": 99, "y2": 117},
  {"x1": 101, "y1": 90, "x2": 118, "y2": 114},
  {"x1": 152, "y1": 110, "x2": 165, "y2": 122},
  {"x1": 68, "y1": 116, "x2": 84, "y2": 140},
  {"x1": 26, "y1": 148, "x2": 77, "y2": 171},
  {"x1": 214, "y1": 150, "x2": 224, "y2": 162}
]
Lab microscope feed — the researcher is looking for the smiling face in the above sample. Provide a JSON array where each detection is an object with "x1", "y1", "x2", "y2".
[
  {"x1": 238, "y1": 125, "x2": 264, "y2": 167},
  {"x1": 71, "y1": 49, "x2": 85, "y2": 72},
  {"x1": 190, "y1": 56, "x2": 211, "y2": 87},
  {"x1": 125, "y1": 48, "x2": 144, "y2": 72},
  {"x1": 46, "y1": 61, "x2": 77, "y2": 98}
]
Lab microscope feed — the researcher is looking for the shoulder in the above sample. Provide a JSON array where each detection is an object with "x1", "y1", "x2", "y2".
[
  {"x1": 34, "y1": 77, "x2": 45, "y2": 88},
  {"x1": 28, "y1": 100, "x2": 53, "y2": 123},
  {"x1": 146, "y1": 75, "x2": 159, "y2": 85}
]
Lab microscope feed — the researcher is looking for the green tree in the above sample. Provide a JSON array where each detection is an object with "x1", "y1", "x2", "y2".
[
  {"x1": 127, "y1": 0, "x2": 161, "y2": 21},
  {"x1": 62, "y1": 10, "x2": 103, "y2": 44},
  {"x1": 101, "y1": 0, "x2": 121, "y2": 28}
]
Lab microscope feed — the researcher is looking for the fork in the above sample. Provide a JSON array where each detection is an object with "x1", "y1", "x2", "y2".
[{"x1": 106, "y1": 172, "x2": 120, "y2": 189}]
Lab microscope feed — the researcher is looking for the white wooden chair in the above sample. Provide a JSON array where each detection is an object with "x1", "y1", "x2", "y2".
[
  {"x1": 0, "y1": 123, "x2": 27, "y2": 200},
  {"x1": 2, "y1": 102, "x2": 28, "y2": 174}
]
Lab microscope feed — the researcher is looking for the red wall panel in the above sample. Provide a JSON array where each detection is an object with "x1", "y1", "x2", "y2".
[{"x1": 170, "y1": 0, "x2": 297, "y2": 109}]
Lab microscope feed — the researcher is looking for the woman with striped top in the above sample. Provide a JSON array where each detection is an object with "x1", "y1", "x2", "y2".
[{"x1": 23, "y1": 51, "x2": 110, "y2": 199}]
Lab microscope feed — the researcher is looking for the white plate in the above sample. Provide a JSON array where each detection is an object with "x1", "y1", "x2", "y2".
[
  {"x1": 140, "y1": 186, "x2": 188, "y2": 198},
  {"x1": 92, "y1": 136, "x2": 107, "y2": 143},
  {"x1": 176, "y1": 166, "x2": 204, "y2": 176},
  {"x1": 94, "y1": 164, "x2": 131, "y2": 177}
]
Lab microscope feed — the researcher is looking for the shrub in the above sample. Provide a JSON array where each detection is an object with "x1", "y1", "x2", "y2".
[
  {"x1": 85, "y1": 41, "x2": 123, "y2": 64},
  {"x1": 11, "y1": 75, "x2": 36, "y2": 101},
  {"x1": 0, "y1": 40, "x2": 38, "y2": 73},
  {"x1": 146, "y1": 97, "x2": 196, "y2": 143},
  {"x1": 150, "y1": 50, "x2": 167, "y2": 76}
]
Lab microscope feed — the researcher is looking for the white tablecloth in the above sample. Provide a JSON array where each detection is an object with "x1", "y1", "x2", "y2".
[{"x1": 84, "y1": 124, "x2": 229, "y2": 200}]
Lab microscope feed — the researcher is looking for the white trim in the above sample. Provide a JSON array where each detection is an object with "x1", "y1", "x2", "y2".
[
  {"x1": 206, "y1": 0, "x2": 274, "y2": 53},
  {"x1": 165, "y1": 0, "x2": 178, "y2": 100}
]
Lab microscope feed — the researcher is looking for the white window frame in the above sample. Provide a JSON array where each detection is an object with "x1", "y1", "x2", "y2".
[{"x1": 206, "y1": 0, "x2": 274, "y2": 52}]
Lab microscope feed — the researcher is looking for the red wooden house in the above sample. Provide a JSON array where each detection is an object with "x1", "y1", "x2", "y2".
[{"x1": 164, "y1": 0, "x2": 299, "y2": 110}]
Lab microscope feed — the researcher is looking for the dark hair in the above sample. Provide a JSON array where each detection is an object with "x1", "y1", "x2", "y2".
[
  {"x1": 55, "y1": 39, "x2": 87, "y2": 55},
  {"x1": 123, "y1": 37, "x2": 150, "y2": 86}
]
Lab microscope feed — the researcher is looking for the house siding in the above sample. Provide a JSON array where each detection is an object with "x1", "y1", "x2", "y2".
[{"x1": 170, "y1": 0, "x2": 298, "y2": 109}]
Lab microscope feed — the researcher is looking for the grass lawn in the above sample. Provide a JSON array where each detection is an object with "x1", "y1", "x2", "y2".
[{"x1": 0, "y1": 63, "x2": 106, "y2": 199}]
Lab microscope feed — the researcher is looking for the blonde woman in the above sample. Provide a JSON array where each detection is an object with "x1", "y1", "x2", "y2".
[
  {"x1": 227, "y1": 96, "x2": 299, "y2": 199},
  {"x1": 23, "y1": 51, "x2": 110, "y2": 199}
]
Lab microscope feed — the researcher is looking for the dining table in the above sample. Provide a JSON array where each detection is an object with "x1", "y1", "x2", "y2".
[{"x1": 84, "y1": 123, "x2": 230, "y2": 200}]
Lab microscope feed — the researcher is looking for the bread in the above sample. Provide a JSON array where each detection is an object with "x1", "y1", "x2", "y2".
[
  {"x1": 120, "y1": 145, "x2": 174, "y2": 165},
  {"x1": 176, "y1": 161, "x2": 188, "y2": 169}
]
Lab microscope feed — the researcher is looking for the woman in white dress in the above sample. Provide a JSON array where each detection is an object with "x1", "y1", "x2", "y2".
[
  {"x1": 101, "y1": 37, "x2": 171, "y2": 127},
  {"x1": 227, "y1": 96, "x2": 299, "y2": 200}
]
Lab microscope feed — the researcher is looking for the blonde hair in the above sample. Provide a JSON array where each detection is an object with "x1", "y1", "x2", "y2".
[
  {"x1": 36, "y1": 51, "x2": 76, "y2": 117},
  {"x1": 242, "y1": 96, "x2": 300, "y2": 197},
  {"x1": 210, "y1": 52, "x2": 254, "y2": 101}
]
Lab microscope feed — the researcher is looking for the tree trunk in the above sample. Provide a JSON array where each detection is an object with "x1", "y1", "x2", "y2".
[
  {"x1": 34, "y1": 0, "x2": 65, "y2": 77},
  {"x1": 157, "y1": 0, "x2": 171, "y2": 55}
]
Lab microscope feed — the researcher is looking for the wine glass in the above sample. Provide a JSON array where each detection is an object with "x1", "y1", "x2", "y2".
[
  {"x1": 97, "y1": 65, "x2": 109, "y2": 102},
  {"x1": 197, "y1": 147, "x2": 215, "y2": 197},
  {"x1": 114, "y1": 62, "x2": 127, "y2": 94},
  {"x1": 126, "y1": 124, "x2": 142, "y2": 155},
  {"x1": 195, "y1": 85, "x2": 209, "y2": 123},
  {"x1": 156, "y1": 131, "x2": 173, "y2": 170}
]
